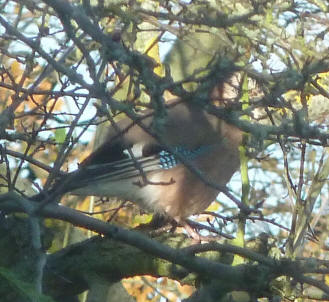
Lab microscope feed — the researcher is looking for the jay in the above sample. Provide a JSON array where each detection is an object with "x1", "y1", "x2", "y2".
[{"x1": 42, "y1": 100, "x2": 242, "y2": 227}]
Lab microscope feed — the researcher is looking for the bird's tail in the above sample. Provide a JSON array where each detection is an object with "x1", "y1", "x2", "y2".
[{"x1": 30, "y1": 155, "x2": 162, "y2": 202}]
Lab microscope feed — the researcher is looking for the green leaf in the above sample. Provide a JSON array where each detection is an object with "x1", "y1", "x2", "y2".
[{"x1": 54, "y1": 128, "x2": 66, "y2": 144}]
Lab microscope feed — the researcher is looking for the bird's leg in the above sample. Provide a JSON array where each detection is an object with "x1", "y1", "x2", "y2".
[{"x1": 178, "y1": 219, "x2": 202, "y2": 243}]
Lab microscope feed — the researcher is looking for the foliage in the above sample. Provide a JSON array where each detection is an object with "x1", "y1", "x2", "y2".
[{"x1": 0, "y1": 0, "x2": 329, "y2": 301}]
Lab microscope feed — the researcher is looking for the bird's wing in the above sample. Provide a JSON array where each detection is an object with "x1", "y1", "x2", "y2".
[{"x1": 69, "y1": 154, "x2": 163, "y2": 190}]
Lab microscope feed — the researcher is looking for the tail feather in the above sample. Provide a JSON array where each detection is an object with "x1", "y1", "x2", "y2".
[{"x1": 30, "y1": 155, "x2": 162, "y2": 202}]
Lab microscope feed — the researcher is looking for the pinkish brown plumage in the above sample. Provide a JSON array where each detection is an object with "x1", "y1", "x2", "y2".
[{"x1": 69, "y1": 100, "x2": 242, "y2": 223}]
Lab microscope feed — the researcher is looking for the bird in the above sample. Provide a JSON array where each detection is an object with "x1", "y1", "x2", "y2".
[{"x1": 38, "y1": 99, "x2": 242, "y2": 231}]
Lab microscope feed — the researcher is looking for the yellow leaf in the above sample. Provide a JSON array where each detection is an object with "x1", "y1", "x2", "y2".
[
  {"x1": 132, "y1": 213, "x2": 153, "y2": 226},
  {"x1": 206, "y1": 201, "x2": 221, "y2": 212},
  {"x1": 325, "y1": 274, "x2": 329, "y2": 286},
  {"x1": 10, "y1": 60, "x2": 22, "y2": 81},
  {"x1": 144, "y1": 36, "x2": 164, "y2": 76}
]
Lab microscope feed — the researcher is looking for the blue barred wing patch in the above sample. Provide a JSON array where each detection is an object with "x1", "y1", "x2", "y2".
[{"x1": 159, "y1": 146, "x2": 210, "y2": 170}]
